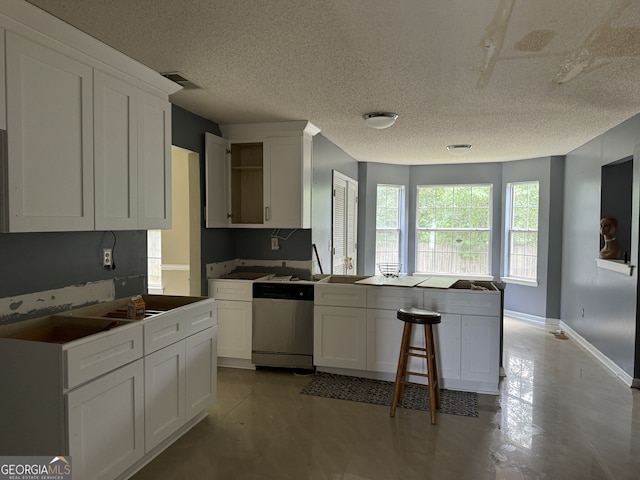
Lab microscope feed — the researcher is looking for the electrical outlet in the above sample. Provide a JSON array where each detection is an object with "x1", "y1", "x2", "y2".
[
  {"x1": 103, "y1": 248, "x2": 113, "y2": 268},
  {"x1": 271, "y1": 237, "x2": 279, "y2": 250}
]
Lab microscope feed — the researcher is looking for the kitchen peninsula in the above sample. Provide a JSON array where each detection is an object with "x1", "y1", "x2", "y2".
[
  {"x1": 0, "y1": 295, "x2": 217, "y2": 480},
  {"x1": 314, "y1": 275, "x2": 502, "y2": 395}
]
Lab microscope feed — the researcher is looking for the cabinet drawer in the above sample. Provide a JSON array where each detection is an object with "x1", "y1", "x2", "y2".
[
  {"x1": 143, "y1": 312, "x2": 187, "y2": 354},
  {"x1": 423, "y1": 290, "x2": 500, "y2": 315},
  {"x1": 184, "y1": 299, "x2": 217, "y2": 336},
  {"x1": 314, "y1": 284, "x2": 366, "y2": 308},
  {"x1": 209, "y1": 279, "x2": 253, "y2": 301},
  {"x1": 366, "y1": 286, "x2": 423, "y2": 310},
  {"x1": 65, "y1": 323, "x2": 143, "y2": 389}
]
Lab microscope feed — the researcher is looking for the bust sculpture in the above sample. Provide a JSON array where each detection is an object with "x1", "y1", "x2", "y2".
[{"x1": 599, "y1": 217, "x2": 621, "y2": 260}]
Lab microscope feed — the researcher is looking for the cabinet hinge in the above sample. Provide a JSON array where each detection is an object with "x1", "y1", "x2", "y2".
[
  {"x1": 333, "y1": 189, "x2": 336, "y2": 197},
  {"x1": 226, "y1": 149, "x2": 232, "y2": 155}
]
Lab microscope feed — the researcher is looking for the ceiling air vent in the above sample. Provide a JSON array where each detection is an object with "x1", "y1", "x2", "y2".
[{"x1": 161, "y1": 72, "x2": 200, "y2": 89}]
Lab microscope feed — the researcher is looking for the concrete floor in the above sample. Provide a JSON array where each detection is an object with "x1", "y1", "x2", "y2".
[{"x1": 132, "y1": 317, "x2": 640, "y2": 479}]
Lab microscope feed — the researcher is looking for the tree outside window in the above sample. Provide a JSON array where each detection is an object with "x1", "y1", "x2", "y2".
[
  {"x1": 416, "y1": 184, "x2": 492, "y2": 275},
  {"x1": 376, "y1": 185, "x2": 403, "y2": 268},
  {"x1": 506, "y1": 182, "x2": 539, "y2": 280}
]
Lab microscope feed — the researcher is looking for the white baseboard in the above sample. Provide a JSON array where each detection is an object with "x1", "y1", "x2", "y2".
[
  {"x1": 504, "y1": 310, "x2": 559, "y2": 327},
  {"x1": 559, "y1": 321, "x2": 634, "y2": 387},
  {"x1": 218, "y1": 357, "x2": 256, "y2": 370}
]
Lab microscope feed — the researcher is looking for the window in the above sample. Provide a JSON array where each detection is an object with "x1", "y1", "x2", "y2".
[
  {"x1": 375, "y1": 185, "x2": 403, "y2": 267},
  {"x1": 416, "y1": 184, "x2": 492, "y2": 275},
  {"x1": 147, "y1": 230, "x2": 162, "y2": 289},
  {"x1": 506, "y1": 182, "x2": 539, "y2": 281}
]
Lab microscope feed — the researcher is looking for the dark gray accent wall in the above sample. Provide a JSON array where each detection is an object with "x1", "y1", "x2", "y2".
[
  {"x1": 311, "y1": 134, "x2": 359, "y2": 275},
  {"x1": 234, "y1": 229, "x2": 311, "y2": 260},
  {"x1": 546, "y1": 157, "x2": 564, "y2": 318},
  {"x1": 0, "y1": 230, "x2": 147, "y2": 322},
  {"x1": 561, "y1": 115, "x2": 640, "y2": 377},
  {"x1": 171, "y1": 105, "x2": 236, "y2": 294},
  {"x1": 600, "y1": 158, "x2": 633, "y2": 258}
]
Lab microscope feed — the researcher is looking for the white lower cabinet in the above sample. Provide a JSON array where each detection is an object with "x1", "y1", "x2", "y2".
[
  {"x1": 144, "y1": 341, "x2": 186, "y2": 452},
  {"x1": 0, "y1": 296, "x2": 218, "y2": 480},
  {"x1": 186, "y1": 326, "x2": 218, "y2": 420},
  {"x1": 314, "y1": 305, "x2": 367, "y2": 370},
  {"x1": 434, "y1": 314, "x2": 462, "y2": 380},
  {"x1": 209, "y1": 279, "x2": 254, "y2": 366},
  {"x1": 216, "y1": 300, "x2": 252, "y2": 359},
  {"x1": 67, "y1": 359, "x2": 145, "y2": 480},
  {"x1": 313, "y1": 282, "x2": 501, "y2": 394},
  {"x1": 145, "y1": 325, "x2": 218, "y2": 453},
  {"x1": 366, "y1": 309, "x2": 402, "y2": 373},
  {"x1": 461, "y1": 315, "x2": 500, "y2": 385}
]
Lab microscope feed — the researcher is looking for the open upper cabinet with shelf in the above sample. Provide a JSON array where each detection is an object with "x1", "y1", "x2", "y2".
[{"x1": 205, "y1": 121, "x2": 320, "y2": 229}]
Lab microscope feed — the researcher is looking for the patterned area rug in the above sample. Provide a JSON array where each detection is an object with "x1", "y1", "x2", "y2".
[{"x1": 300, "y1": 372, "x2": 478, "y2": 417}]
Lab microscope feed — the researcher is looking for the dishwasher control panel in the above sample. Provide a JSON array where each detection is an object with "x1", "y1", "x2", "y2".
[{"x1": 253, "y1": 282, "x2": 314, "y2": 301}]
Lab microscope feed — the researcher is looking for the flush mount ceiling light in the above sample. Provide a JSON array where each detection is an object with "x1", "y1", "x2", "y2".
[
  {"x1": 363, "y1": 112, "x2": 398, "y2": 129},
  {"x1": 446, "y1": 144, "x2": 473, "y2": 156}
]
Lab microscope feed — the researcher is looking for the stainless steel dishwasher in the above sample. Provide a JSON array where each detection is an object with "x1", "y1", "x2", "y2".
[{"x1": 252, "y1": 282, "x2": 314, "y2": 369}]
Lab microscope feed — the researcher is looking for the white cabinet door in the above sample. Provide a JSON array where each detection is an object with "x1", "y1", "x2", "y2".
[
  {"x1": 205, "y1": 132, "x2": 230, "y2": 227},
  {"x1": 264, "y1": 135, "x2": 305, "y2": 228},
  {"x1": 94, "y1": 71, "x2": 138, "y2": 230},
  {"x1": 314, "y1": 306, "x2": 367, "y2": 370},
  {"x1": 366, "y1": 309, "x2": 404, "y2": 373},
  {"x1": 144, "y1": 341, "x2": 186, "y2": 452},
  {"x1": 4, "y1": 32, "x2": 94, "y2": 232},
  {"x1": 461, "y1": 315, "x2": 500, "y2": 384},
  {"x1": 67, "y1": 359, "x2": 144, "y2": 480},
  {"x1": 138, "y1": 90, "x2": 171, "y2": 229},
  {"x1": 0, "y1": 29, "x2": 5, "y2": 131},
  {"x1": 186, "y1": 326, "x2": 217, "y2": 421},
  {"x1": 434, "y1": 314, "x2": 462, "y2": 380},
  {"x1": 216, "y1": 300, "x2": 252, "y2": 359}
]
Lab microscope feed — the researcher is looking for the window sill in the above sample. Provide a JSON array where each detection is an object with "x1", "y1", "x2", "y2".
[
  {"x1": 595, "y1": 258, "x2": 634, "y2": 276},
  {"x1": 500, "y1": 277, "x2": 538, "y2": 287},
  {"x1": 414, "y1": 273, "x2": 495, "y2": 281}
]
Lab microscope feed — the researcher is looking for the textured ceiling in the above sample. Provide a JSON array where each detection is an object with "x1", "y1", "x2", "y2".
[{"x1": 26, "y1": 0, "x2": 640, "y2": 165}]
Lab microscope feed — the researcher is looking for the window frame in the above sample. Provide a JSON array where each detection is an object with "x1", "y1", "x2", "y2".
[
  {"x1": 503, "y1": 181, "x2": 539, "y2": 286},
  {"x1": 415, "y1": 183, "x2": 493, "y2": 277},
  {"x1": 375, "y1": 184, "x2": 405, "y2": 272}
]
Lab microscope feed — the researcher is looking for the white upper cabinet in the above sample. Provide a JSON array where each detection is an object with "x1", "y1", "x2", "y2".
[
  {"x1": 95, "y1": 72, "x2": 172, "y2": 230},
  {"x1": 205, "y1": 132, "x2": 230, "y2": 228},
  {"x1": 137, "y1": 90, "x2": 172, "y2": 229},
  {"x1": 205, "y1": 121, "x2": 319, "y2": 229},
  {"x1": 3, "y1": 31, "x2": 94, "y2": 232},
  {"x1": 0, "y1": 1, "x2": 180, "y2": 233},
  {"x1": 94, "y1": 71, "x2": 138, "y2": 230}
]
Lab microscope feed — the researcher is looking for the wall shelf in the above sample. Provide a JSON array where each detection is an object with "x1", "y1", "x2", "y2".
[{"x1": 595, "y1": 258, "x2": 635, "y2": 276}]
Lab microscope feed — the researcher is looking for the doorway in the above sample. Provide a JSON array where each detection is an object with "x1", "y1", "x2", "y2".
[
  {"x1": 147, "y1": 146, "x2": 201, "y2": 295},
  {"x1": 332, "y1": 171, "x2": 358, "y2": 274}
]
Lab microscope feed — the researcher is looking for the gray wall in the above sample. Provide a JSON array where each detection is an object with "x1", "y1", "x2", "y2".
[
  {"x1": 358, "y1": 159, "x2": 564, "y2": 321},
  {"x1": 0, "y1": 230, "x2": 147, "y2": 323},
  {"x1": 311, "y1": 134, "x2": 359, "y2": 274},
  {"x1": 561, "y1": 115, "x2": 640, "y2": 377},
  {"x1": 501, "y1": 156, "x2": 564, "y2": 319},
  {"x1": 357, "y1": 162, "x2": 411, "y2": 276},
  {"x1": 171, "y1": 105, "x2": 236, "y2": 294},
  {"x1": 358, "y1": 161, "x2": 504, "y2": 277}
]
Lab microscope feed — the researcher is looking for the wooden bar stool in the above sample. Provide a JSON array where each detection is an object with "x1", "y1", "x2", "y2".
[{"x1": 390, "y1": 307, "x2": 441, "y2": 424}]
